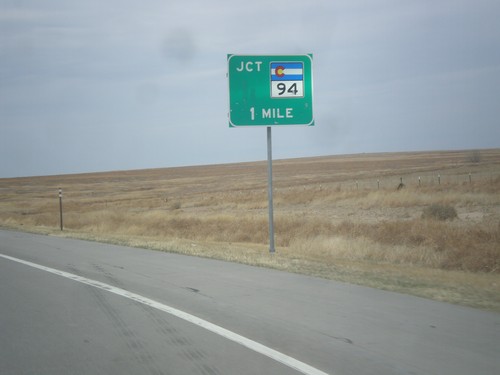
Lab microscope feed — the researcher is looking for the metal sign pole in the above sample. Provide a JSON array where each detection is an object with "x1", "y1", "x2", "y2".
[{"x1": 267, "y1": 127, "x2": 275, "y2": 253}]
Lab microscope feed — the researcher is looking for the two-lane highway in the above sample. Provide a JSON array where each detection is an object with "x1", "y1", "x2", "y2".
[{"x1": 1, "y1": 229, "x2": 499, "y2": 374}]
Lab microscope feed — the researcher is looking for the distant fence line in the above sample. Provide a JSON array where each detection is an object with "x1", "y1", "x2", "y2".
[
  {"x1": 347, "y1": 171, "x2": 499, "y2": 191},
  {"x1": 275, "y1": 171, "x2": 500, "y2": 192}
]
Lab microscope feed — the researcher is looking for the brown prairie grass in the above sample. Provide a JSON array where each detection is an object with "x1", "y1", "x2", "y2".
[{"x1": 1, "y1": 149, "x2": 500, "y2": 311}]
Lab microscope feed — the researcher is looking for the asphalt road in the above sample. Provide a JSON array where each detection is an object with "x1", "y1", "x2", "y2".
[{"x1": 1, "y1": 229, "x2": 499, "y2": 375}]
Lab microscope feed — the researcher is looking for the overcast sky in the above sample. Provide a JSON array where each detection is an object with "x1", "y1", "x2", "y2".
[{"x1": 1, "y1": 0, "x2": 499, "y2": 177}]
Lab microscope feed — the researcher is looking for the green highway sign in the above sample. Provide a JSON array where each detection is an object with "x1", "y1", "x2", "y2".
[{"x1": 227, "y1": 54, "x2": 314, "y2": 127}]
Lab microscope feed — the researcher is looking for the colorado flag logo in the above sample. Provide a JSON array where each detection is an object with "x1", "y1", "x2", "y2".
[
  {"x1": 271, "y1": 63, "x2": 304, "y2": 81},
  {"x1": 270, "y1": 62, "x2": 304, "y2": 98}
]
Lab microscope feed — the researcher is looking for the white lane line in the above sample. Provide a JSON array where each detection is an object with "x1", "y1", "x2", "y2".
[{"x1": 0, "y1": 253, "x2": 329, "y2": 375}]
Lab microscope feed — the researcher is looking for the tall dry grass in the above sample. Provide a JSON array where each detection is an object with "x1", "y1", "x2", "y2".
[
  {"x1": 285, "y1": 219, "x2": 500, "y2": 272},
  {"x1": 1, "y1": 150, "x2": 499, "y2": 277}
]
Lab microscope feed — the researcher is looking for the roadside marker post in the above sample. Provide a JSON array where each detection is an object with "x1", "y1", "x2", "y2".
[
  {"x1": 58, "y1": 188, "x2": 63, "y2": 231},
  {"x1": 227, "y1": 54, "x2": 314, "y2": 253}
]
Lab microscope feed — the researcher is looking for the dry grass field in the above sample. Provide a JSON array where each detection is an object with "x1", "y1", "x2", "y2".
[{"x1": 1, "y1": 149, "x2": 499, "y2": 311}]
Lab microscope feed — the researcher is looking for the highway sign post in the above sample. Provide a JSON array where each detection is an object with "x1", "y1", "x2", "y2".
[{"x1": 227, "y1": 54, "x2": 314, "y2": 253}]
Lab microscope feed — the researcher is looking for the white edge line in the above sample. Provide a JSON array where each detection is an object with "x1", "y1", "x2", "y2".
[{"x1": 0, "y1": 253, "x2": 329, "y2": 375}]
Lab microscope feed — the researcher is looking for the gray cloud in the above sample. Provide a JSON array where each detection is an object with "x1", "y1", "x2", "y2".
[
  {"x1": 162, "y1": 28, "x2": 197, "y2": 64},
  {"x1": 1, "y1": 0, "x2": 499, "y2": 177}
]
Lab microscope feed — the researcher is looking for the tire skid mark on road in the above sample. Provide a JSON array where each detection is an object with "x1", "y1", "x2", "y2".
[
  {"x1": 66, "y1": 265, "x2": 166, "y2": 375},
  {"x1": 89, "y1": 262, "x2": 222, "y2": 374},
  {"x1": 139, "y1": 301, "x2": 221, "y2": 375},
  {"x1": 92, "y1": 263, "x2": 126, "y2": 289},
  {"x1": 0, "y1": 253, "x2": 330, "y2": 375},
  {"x1": 89, "y1": 288, "x2": 145, "y2": 354}
]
